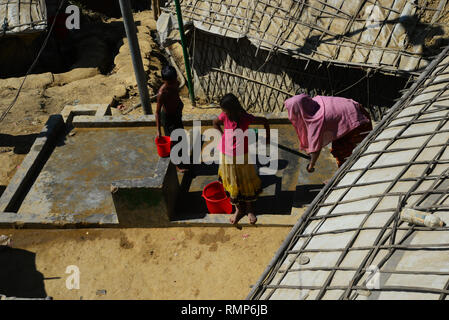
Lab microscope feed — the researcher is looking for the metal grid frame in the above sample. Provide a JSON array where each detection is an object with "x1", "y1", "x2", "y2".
[{"x1": 248, "y1": 44, "x2": 449, "y2": 300}]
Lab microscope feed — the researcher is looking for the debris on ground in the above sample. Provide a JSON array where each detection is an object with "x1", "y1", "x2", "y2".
[
  {"x1": 356, "y1": 289, "x2": 372, "y2": 297},
  {"x1": 96, "y1": 289, "x2": 107, "y2": 296},
  {"x1": 297, "y1": 256, "x2": 310, "y2": 265},
  {"x1": 400, "y1": 208, "x2": 445, "y2": 228},
  {"x1": 0, "y1": 235, "x2": 12, "y2": 248}
]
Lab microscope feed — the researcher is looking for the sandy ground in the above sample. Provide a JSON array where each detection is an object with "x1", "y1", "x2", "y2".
[
  {"x1": 0, "y1": 9, "x2": 292, "y2": 300},
  {"x1": 0, "y1": 227, "x2": 290, "y2": 300}
]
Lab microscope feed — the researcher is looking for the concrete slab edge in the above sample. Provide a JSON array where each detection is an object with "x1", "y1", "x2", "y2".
[
  {"x1": 0, "y1": 115, "x2": 64, "y2": 213},
  {"x1": 0, "y1": 211, "x2": 118, "y2": 229},
  {"x1": 72, "y1": 112, "x2": 290, "y2": 128},
  {"x1": 0, "y1": 212, "x2": 294, "y2": 228},
  {"x1": 170, "y1": 214, "x2": 296, "y2": 227},
  {"x1": 61, "y1": 104, "x2": 111, "y2": 127}
]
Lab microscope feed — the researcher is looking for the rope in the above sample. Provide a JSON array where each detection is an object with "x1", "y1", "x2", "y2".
[
  {"x1": 334, "y1": 69, "x2": 373, "y2": 95},
  {"x1": 0, "y1": 0, "x2": 66, "y2": 123}
]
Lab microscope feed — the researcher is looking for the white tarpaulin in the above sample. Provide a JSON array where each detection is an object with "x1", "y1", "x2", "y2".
[
  {"x1": 163, "y1": 0, "x2": 449, "y2": 75},
  {"x1": 0, "y1": 0, "x2": 47, "y2": 36}
]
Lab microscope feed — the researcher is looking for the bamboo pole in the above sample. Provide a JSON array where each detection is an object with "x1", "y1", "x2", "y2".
[{"x1": 173, "y1": 0, "x2": 195, "y2": 105}]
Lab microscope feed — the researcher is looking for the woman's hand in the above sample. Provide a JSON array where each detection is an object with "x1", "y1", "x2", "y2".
[{"x1": 307, "y1": 150, "x2": 321, "y2": 173}]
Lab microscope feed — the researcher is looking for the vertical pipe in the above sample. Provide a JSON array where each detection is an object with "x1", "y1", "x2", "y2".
[
  {"x1": 119, "y1": 0, "x2": 152, "y2": 114},
  {"x1": 173, "y1": 0, "x2": 195, "y2": 105}
]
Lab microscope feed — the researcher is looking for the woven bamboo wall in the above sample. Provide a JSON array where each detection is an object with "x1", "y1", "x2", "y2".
[
  {"x1": 165, "y1": 0, "x2": 449, "y2": 76},
  {"x1": 191, "y1": 29, "x2": 411, "y2": 121}
]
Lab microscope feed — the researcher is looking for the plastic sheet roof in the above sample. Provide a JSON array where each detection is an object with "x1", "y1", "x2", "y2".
[
  {"x1": 164, "y1": 0, "x2": 449, "y2": 75},
  {"x1": 248, "y1": 44, "x2": 449, "y2": 300},
  {"x1": 0, "y1": 0, "x2": 47, "y2": 36}
]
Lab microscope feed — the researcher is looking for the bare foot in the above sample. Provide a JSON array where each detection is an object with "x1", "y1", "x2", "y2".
[
  {"x1": 248, "y1": 212, "x2": 257, "y2": 225},
  {"x1": 230, "y1": 207, "x2": 245, "y2": 225}
]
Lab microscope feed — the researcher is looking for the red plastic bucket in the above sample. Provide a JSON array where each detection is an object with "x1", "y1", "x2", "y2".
[
  {"x1": 155, "y1": 136, "x2": 171, "y2": 157},
  {"x1": 202, "y1": 181, "x2": 233, "y2": 214}
]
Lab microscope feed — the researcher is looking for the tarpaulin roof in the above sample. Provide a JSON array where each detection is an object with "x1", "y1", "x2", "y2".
[
  {"x1": 163, "y1": 0, "x2": 449, "y2": 75},
  {"x1": 249, "y1": 44, "x2": 449, "y2": 300},
  {"x1": 0, "y1": 0, "x2": 47, "y2": 36}
]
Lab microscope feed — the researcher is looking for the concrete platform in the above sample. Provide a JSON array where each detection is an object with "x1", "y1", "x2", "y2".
[
  {"x1": 0, "y1": 104, "x2": 338, "y2": 228},
  {"x1": 173, "y1": 125, "x2": 338, "y2": 226},
  {"x1": 18, "y1": 127, "x2": 161, "y2": 221}
]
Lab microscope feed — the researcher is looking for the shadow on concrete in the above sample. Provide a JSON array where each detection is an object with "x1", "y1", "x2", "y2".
[
  {"x1": 173, "y1": 164, "x2": 218, "y2": 219},
  {"x1": 174, "y1": 158, "x2": 321, "y2": 218},
  {"x1": 0, "y1": 186, "x2": 5, "y2": 198},
  {"x1": 174, "y1": 190, "x2": 210, "y2": 219},
  {"x1": 255, "y1": 192, "x2": 295, "y2": 215},
  {"x1": 112, "y1": 188, "x2": 172, "y2": 227},
  {"x1": 293, "y1": 184, "x2": 325, "y2": 208},
  {"x1": 256, "y1": 173, "x2": 324, "y2": 214},
  {"x1": 0, "y1": 247, "x2": 47, "y2": 298}
]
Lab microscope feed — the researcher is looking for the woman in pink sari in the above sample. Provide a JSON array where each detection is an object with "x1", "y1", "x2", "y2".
[{"x1": 285, "y1": 94, "x2": 373, "y2": 171}]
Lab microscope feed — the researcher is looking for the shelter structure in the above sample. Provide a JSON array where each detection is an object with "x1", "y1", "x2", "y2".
[
  {"x1": 248, "y1": 44, "x2": 449, "y2": 300},
  {"x1": 161, "y1": 0, "x2": 449, "y2": 120},
  {"x1": 0, "y1": 0, "x2": 47, "y2": 36}
]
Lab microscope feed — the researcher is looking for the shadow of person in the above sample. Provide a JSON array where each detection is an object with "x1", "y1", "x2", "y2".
[{"x1": 0, "y1": 247, "x2": 47, "y2": 298}]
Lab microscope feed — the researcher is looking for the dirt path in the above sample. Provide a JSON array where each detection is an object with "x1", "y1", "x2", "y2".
[{"x1": 0, "y1": 226, "x2": 290, "y2": 299}]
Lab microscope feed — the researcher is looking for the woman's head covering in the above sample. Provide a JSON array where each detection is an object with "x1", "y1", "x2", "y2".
[{"x1": 285, "y1": 94, "x2": 325, "y2": 153}]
